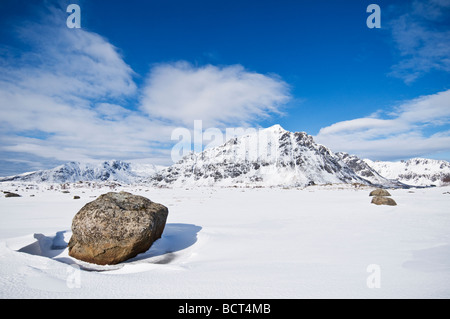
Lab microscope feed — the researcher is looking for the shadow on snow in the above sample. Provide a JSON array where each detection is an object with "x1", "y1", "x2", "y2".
[{"x1": 17, "y1": 223, "x2": 202, "y2": 271}]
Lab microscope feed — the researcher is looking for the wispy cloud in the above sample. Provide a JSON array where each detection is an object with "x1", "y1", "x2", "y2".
[
  {"x1": 315, "y1": 89, "x2": 450, "y2": 160},
  {"x1": 0, "y1": 5, "x2": 164, "y2": 165},
  {"x1": 0, "y1": 5, "x2": 175, "y2": 169},
  {"x1": 139, "y1": 61, "x2": 290, "y2": 128},
  {"x1": 3, "y1": 6, "x2": 137, "y2": 102},
  {"x1": 0, "y1": 3, "x2": 291, "y2": 174},
  {"x1": 317, "y1": 0, "x2": 450, "y2": 158},
  {"x1": 388, "y1": 0, "x2": 450, "y2": 83}
]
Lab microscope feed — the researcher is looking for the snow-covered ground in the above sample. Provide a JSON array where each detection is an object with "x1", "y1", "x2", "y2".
[{"x1": 1, "y1": 182, "x2": 450, "y2": 298}]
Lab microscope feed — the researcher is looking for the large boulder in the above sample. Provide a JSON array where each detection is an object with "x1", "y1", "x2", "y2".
[
  {"x1": 371, "y1": 196, "x2": 397, "y2": 206},
  {"x1": 68, "y1": 192, "x2": 168, "y2": 265},
  {"x1": 369, "y1": 189, "x2": 391, "y2": 197}
]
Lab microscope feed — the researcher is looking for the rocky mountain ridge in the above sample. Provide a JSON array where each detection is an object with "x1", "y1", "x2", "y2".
[{"x1": 2, "y1": 126, "x2": 449, "y2": 188}]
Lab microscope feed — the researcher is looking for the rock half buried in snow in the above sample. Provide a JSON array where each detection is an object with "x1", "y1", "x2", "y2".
[
  {"x1": 68, "y1": 191, "x2": 168, "y2": 265},
  {"x1": 369, "y1": 188, "x2": 391, "y2": 197},
  {"x1": 4, "y1": 192, "x2": 21, "y2": 198},
  {"x1": 371, "y1": 196, "x2": 397, "y2": 206}
]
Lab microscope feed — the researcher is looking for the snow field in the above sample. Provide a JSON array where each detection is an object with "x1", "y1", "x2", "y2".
[{"x1": 1, "y1": 184, "x2": 450, "y2": 298}]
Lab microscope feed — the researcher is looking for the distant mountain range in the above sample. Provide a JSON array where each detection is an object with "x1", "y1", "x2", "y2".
[
  {"x1": 0, "y1": 160, "x2": 160, "y2": 184},
  {"x1": 365, "y1": 158, "x2": 450, "y2": 187},
  {"x1": 1, "y1": 125, "x2": 449, "y2": 187}
]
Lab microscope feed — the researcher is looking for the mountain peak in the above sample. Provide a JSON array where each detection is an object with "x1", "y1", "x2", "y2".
[
  {"x1": 151, "y1": 126, "x2": 375, "y2": 187},
  {"x1": 263, "y1": 124, "x2": 286, "y2": 133}
]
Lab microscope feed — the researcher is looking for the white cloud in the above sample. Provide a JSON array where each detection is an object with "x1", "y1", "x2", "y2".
[
  {"x1": 0, "y1": 5, "x2": 173, "y2": 168},
  {"x1": 318, "y1": 118, "x2": 404, "y2": 137},
  {"x1": 95, "y1": 103, "x2": 132, "y2": 121},
  {"x1": 388, "y1": 0, "x2": 450, "y2": 83},
  {"x1": 0, "y1": 4, "x2": 291, "y2": 174},
  {"x1": 10, "y1": 6, "x2": 137, "y2": 101},
  {"x1": 139, "y1": 61, "x2": 291, "y2": 127},
  {"x1": 315, "y1": 90, "x2": 450, "y2": 160},
  {"x1": 0, "y1": 86, "x2": 176, "y2": 162},
  {"x1": 394, "y1": 90, "x2": 450, "y2": 123}
]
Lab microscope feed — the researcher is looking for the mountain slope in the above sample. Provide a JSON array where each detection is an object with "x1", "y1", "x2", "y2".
[
  {"x1": 365, "y1": 158, "x2": 450, "y2": 187},
  {"x1": 0, "y1": 161, "x2": 160, "y2": 184},
  {"x1": 151, "y1": 125, "x2": 379, "y2": 187},
  {"x1": 336, "y1": 152, "x2": 408, "y2": 188}
]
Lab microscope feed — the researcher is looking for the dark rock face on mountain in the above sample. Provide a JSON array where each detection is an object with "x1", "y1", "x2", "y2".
[
  {"x1": 68, "y1": 192, "x2": 168, "y2": 265},
  {"x1": 336, "y1": 153, "x2": 407, "y2": 188}
]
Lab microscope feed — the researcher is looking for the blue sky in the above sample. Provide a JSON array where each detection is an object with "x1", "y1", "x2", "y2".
[{"x1": 0, "y1": 0, "x2": 450, "y2": 176}]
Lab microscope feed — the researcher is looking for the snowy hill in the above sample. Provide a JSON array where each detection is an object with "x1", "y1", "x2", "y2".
[
  {"x1": 365, "y1": 158, "x2": 450, "y2": 187},
  {"x1": 0, "y1": 161, "x2": 161, "y2": 184},
  {"x1": 151, "y1": 125, "x2": 384, "y2": 187},
  {"x1": 336, "y1": 152, "x2": 408, "y2": 188}
]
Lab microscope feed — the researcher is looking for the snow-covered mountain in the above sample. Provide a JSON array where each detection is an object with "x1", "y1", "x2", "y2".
[
  {"x1": 336, "y1": 152, "x2": 408, "y2": 188},
  {"x1": 365, "y1": 158, "x2": 450, "y2": 187},
  {"x1": 0, "y1": 161, "x2": 161, "y2": 184},
  {"x1": 3, "y1": 126, "x2": 448, "y2": 188},
  {"x1": 150, "y1": 125, "x2": 388, "y2": 187}
]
